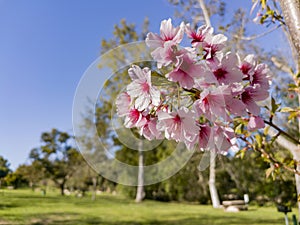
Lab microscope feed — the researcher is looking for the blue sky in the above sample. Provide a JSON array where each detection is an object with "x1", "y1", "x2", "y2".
[{"x1": 0, "y1": 0, "x2": 285, "y2": 170}]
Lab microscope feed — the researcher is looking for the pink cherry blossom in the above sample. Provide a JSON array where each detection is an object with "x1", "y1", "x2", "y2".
[
  {"x1": 124, "y1": 108, "x2": 147, "y2": 128},
  {"x1": 151, "y1": 41, "x2": 186, "y2": 68},
  {"x1": 116, "y1": 92, "x2": 131, "y2": 117},
  {"x1": 251, "y1": 63, "x2": 270, "y2": 89},
  {"x1": 202, "y1": 33, "x2": 227, "y2": 60},
  {"x1": 198, "y1": 123, "x2": 213, "y2": 150},
  {"x1": 127, "y1": 65, "x2": 160, "y2": 111},
  {"x1": 157, "y1": 107, "x2": 199, "y2": 149},
  {"x1": 241, "y1": 84, "x2": 269, "y2": 115},
  {"x1": 239, "y1": 54, "x2": 256, "y2": 81},
  {"x1": 193, "y1": 87, "x2": 228, "y2": 121},
  {"x1": 208, "y1": 52, "x2": 243, "y2": 85},
  {"x1": 185, "y1": 24, "x2": 213, "y2": 47},
  {"x1": 166, "y1": 53, "x2": 205, "y2": 89},
  {"x1": 145, "y1": 18, "x2": 184, "y2": 49},
  {"x1": 140, "y1": 117, "x2": 163, "y2": 140},
  {"x1": 247, "y1": 115, "x2": 265, "y2": 131},
  {"x1": 213, "y1": 126, "x2": 236, "y2": 153},
  {"x1": 223, "y1": 84, "x2": 247, "y2": 116}
]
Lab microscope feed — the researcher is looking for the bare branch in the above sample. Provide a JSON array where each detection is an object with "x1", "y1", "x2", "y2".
[
  {"x1": 234, "y1": 25, "x2": 281, "y2": 41},
  {"x1": 271, "y1": 56, "x2": 293, "y2": 74},
  {"x1": 198, "y1": 0, "x2": 211, "y2": 26}
]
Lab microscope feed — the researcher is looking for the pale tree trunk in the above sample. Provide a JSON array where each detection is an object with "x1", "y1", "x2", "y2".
[
  {"x1": 198, "y1": 0, "x2": 221, "y2": 208},
  {"x1": 278, "y1": 0, "x2": 300, "y2": 222},
  {"x1": 92, "y1": 177, "x2": 97, "y2": 201},
  {"x1": 135, "y1": 142, "x2": 145, "y2": 203},
  {"x1": 271, "y1": 132, "x2": 300, "y2": 222},
  {"x1": 279, "y1": 0, "x2": 300, "y2": 56},
  {"x1": 209, "y1": 152, "x2": 221, "y2": 208}
]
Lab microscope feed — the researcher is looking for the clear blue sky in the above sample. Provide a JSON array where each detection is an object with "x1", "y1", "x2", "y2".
[{"x1": 0, "y1": 0, "x2": 284, "y2": 170}]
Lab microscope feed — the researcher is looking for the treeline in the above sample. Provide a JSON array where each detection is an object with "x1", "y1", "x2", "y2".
[{"x1": 0, "y1": 128, "x2": 296, "y2": 206}]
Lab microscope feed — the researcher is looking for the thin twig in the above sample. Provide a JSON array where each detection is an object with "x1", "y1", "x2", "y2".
[
  {"x1": 271, "y1": 56, "x2": 293, "y2": 74},
  {"x1": 198, "y1": 0, "x2": 211, "y2": 27},
  {"x1": 234, "y1": 24, "x2": 281, "y2": 41}
]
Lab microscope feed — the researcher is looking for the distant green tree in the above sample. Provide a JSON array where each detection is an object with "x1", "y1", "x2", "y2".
[
  {"x1": 0, "y1": 156, "x2": 10, "y2": 189},
  {"x1": 4, "y1": 172, "x2": 27, "y2": 189},
  {"x1": 29, "y1": 129, "x2": 83, "y2": 195},
  {"x1": 14, "y1": 162, "x2": 45, "y2": 190}
]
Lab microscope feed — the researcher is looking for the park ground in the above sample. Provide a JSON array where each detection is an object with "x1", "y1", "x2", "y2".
[{"x1": 0, "y1": 189, "x2": 295, "y2": 225}]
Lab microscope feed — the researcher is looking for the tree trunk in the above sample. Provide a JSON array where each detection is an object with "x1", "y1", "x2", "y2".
[
  {"x1": 92, "y1": 177, "x2": 97, "y2": 201},
  {"x1": 279, "y1": 0, "x2": 300, "y2": 56},
  {"x1": 209, "y1": 152, "x2": 221, "y2": 208},
  {"x1": 135, "y1": 142, "x2": 145, "y2": 203},
  {"x1": 29, "y1": 181, "x2": 33, "y2": 191},
  {"x1": 278, "y1": 0, "x2": 300, "y2": 222},
  {"x1": 60, "y1": 183, "x2": 65, "y2": 196}
]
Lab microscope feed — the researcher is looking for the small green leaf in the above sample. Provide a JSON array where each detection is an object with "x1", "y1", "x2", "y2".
[
  {"x1": 266, "y1": 167, "x2": 274, "y2": 178},
  {"x1": 235, "y1": 123, "x2": 243, "y2": 135},
  {"x1": 288, "y1": 111, "x2": 299, "y2": 120},
  {"x1": 263, "y1": 126, "x2": 269, "y2": 136},
  {"x1": 261, "y1": 0, "x2": 266, "y2": 9},
  {"x1": 280, "y1": 107, "x2": 295, "y2": 113},
  {"x1": 271, "y1": 97, "x2": 280, "y2": 115},
  {"x1": 255, "y1": 134, "x2": 262, "y2": 148}
]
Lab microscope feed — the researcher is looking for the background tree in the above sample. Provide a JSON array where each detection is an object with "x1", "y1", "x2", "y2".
[
  {"x1": 29, "y1": 128, "x2": 83, "y2": 195},
  {"x1": 0, "y1": 156, "x2": 10, "y2": 189},
  {"x1": 14, "y1": 162, "x2": 46, "y2": 191}
]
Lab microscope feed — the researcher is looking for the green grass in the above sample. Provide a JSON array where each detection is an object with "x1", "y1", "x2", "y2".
[{"x1": 0, "y1": 189, "x2": 295, "y2": 225}]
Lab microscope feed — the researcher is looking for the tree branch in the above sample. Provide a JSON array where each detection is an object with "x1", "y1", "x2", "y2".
[
  {"x1": 271, "y1": 56, "x2": 293, "y2": 74},
  {"x1": 239, "y1": 135, "x2": 300, "y2": 175},
  {"x1": 234, "y1": 25, "x2": 281, "y2": 41},
  {"x1": 198, "y1": 0, "x2": 211, "y2": 27}
]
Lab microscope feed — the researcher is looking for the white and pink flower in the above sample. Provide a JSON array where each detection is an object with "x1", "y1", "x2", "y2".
[
  {"x1": 116, "y1": 20, "x2": 271, "y2": 154},
  {"x1": 208, "y1": 52, "x2": 243, "y2": 85},
  {"x1": 166, "y1": 53, "x2": 205, "y2": 89},
  {"x1": 146, "y1": 18, "x2": 184, "y2": 49},
  {"x1": 116, "y1": 92, "x2": 132, "y2": 117},
  {"x1": 185, "y1": 24, "x2": 213, "y2": 48},
  {"x1": 247, "y1": 115, "x2": 265, "y2": 131},
  {"x1": 157, "y1": 107, "x2": 199, "y2": 149},
  {"x1": 127, "y1": 65, "x2": 160, "y2": 111}
]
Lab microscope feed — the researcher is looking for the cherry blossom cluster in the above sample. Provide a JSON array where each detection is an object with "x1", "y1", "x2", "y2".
[{"x1": 116, "y1": 19, "x2": 270, "y2": 153}]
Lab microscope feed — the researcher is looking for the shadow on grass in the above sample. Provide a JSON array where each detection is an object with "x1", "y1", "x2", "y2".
[
  {"x1": 26, "y1": 213, "x2": 283, "y2": 225},
  {"x1": 0, "y1": 203, "x2": 20, "y2": 210}
]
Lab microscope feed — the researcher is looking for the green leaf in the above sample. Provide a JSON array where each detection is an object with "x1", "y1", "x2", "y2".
[
  {"x1": 288, "y1": 111, "x2": 299, "y2": 120},
  {"x1": 271, "y1": 97, "x2": 280, "y2": 115},
  {"x1": 261, "y1": 0, "x2": 266, "y2": 9},
  {"x1": 266, "y1": 167, "x2": 274, "y2": 178},
  {"x1": 255, "y1": 134, "x2": 262, "y2": 148},
  {"x1": 263, "y1": 126, "x2": 269, "y2": 136},
  {"x1": 280, "y1": 107, "x2": 295, "y2": 113},
  {"x1": 235, "y1": 123, "x2": 243, "y2": 135}
]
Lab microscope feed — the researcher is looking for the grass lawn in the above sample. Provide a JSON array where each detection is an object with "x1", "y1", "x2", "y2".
[{"x1": 0, "y1": 189, "x2": 295, "y2": 225}]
